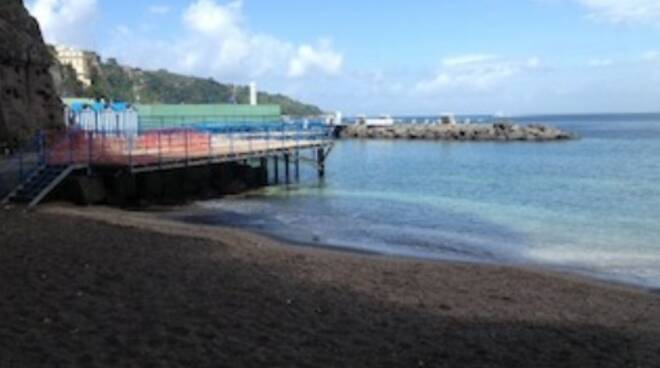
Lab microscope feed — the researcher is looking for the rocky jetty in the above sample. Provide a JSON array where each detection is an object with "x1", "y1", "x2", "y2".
[
  {"x1": 339, "y1": 122, "x2": 575, "y2": 141},
  {"x1": 0, "y1": 0, "x2": 62, "y2": 148}
]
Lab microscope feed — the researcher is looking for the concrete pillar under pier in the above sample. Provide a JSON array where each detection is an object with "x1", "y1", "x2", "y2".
[
  {"x1": 273, "y1": 156, "x2": 279, "y2": 184},
  {"x1": 260, "y1": 157, "x2": 268, "y2": 184},
  {"x1": 295, "y1": 150, "x2": 300, "y2": 181},
  {"x1": 317, "y1": 148, "x2": 326, "y2": 178},
  {"x1": 284, "y1": 153, "x2": 290, "y2": 183}
]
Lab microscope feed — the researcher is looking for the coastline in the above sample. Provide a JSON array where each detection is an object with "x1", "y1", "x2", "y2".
[
  {"x1": 2, "y1": 204, "x2": 660, "y2": 367},
  {"x1": 42, "y1": 204, "x2": 660, "y2": 296}
]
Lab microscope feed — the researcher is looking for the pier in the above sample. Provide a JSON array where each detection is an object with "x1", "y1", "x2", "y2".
[{"x1": 0, "y1": 124, "x2": 333, "y2": 208}]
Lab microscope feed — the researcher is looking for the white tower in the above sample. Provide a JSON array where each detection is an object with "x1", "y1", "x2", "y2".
[{"x1": 249, "y1": 82, "x2": 257, "y2": 106}]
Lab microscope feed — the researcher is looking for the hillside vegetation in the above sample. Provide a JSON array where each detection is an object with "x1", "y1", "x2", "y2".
[{"x1": 52, "y1": 56, "x2": 323, "y2": 116}]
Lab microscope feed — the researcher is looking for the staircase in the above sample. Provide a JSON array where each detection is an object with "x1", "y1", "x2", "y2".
[{"x1": 1, "y1": 164, "x2": 74, "y2": 209}]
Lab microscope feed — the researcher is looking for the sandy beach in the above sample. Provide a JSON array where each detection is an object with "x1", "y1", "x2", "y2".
[{"x1": 1, "y1": 204, "x2": 659, "y2": 367}]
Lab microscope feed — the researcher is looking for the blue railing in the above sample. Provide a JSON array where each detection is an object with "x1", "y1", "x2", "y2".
[
  {"x1": 0, "y1": 132, "x2": 46, "y2": 199},
  {"x1": 0, "y1": 122, "x2": 334, "y2": 197}
]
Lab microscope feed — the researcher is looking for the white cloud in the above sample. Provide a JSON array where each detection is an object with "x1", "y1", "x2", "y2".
[
  {"x1": 576, "y1": 0, "x2": 660, "y2": 24},
  {"x1": 148, "y1": 5, "x2": 171, "y2": 15},
  {"x1": 159, "y1": 0, "x2": 343, "y2": 81},
  {"x1": 442, "y1": 54, "x2": 497, "y2": 67},
  {"x1": 288, "y1": 40, "x2": 343, "y2": 78},
  {"x1": 183, "y1": 0, "x2": 242, "y2": 35},
  {"x1": 588, "y1": 58, "x2": 614, "y2": 67},
  {"x1": 415, "y1": 55, "x2": 541, "y2": 93},
  {"x1": 27, "y1": 0, "x2": 98, "y2": 48},
  {"x1": 29, "y1": 0, "x2": 342, "y2": 83},
  {"x1": 643, "y1": 50, "x2": 660, "y2": 61}
]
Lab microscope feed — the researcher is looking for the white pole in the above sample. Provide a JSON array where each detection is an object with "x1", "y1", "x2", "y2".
[{"x1": 249, "y1": 82, "x2": 257, "y2": 106}]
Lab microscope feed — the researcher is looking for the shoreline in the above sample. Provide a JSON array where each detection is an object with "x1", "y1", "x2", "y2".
[
  {"x1": 2, "y1": 203, "x2": 659, "y2": 366},
  {"x1": 150, "y1": 201, "x2": 660, "y2": 295},
  {"x1": 41, "y1": 203, "x2": 660, "y2": 296}
]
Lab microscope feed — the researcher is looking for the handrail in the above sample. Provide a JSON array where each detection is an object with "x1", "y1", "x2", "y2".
[
  {"x1": 1, "y1": 123, "x2": 333, "y2": 186},
  {"x1": 0, "y1": 132, "x2": 45, "y2": 199}
]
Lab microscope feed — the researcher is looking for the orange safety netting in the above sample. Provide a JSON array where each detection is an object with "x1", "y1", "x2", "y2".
[{"x1": 44, "y1": 130, "x2": 213, "y2": 166}]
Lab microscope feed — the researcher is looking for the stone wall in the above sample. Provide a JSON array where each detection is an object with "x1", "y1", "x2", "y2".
[{"x1": 0, "y1": 0, "x2": 63, "y2": 148}]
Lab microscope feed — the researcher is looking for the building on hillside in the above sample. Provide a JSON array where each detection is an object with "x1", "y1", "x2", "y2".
[{"x1": 54, "y1": 46, "x2": 101, "y2": 87}]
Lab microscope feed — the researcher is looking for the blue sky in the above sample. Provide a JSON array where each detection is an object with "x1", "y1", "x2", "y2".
[{"x1": 27, "y1": 0, "x2": 660, "y2": 115}]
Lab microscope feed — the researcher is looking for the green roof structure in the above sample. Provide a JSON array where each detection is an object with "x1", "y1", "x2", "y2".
[{"x1": 136, "y1": 104, "x2": 282, "y2": 130}]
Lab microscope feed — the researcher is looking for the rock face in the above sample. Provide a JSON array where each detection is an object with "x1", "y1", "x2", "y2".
[
  {"x1": 339, "y1": 123, "x2": 575, "y2": 142},
  {"x1": 0, "y1": 0, "x2": 63, "y2": 148}
]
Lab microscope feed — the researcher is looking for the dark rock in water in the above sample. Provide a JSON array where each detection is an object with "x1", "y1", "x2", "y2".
[
  {"x1": 339, "y1": 123, "x2": 575, "y2": 142},
  {"x1": 0, "y1": 0, "x2": 63, "y2": 148}
]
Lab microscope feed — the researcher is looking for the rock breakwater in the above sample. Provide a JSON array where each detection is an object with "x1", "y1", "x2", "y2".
[{"x1": 339, "y1": 123, "x2": 575, "y2": 141}]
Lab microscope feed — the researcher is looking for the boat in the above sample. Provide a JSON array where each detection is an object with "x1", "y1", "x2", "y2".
[
  {"x1": 439, "y1": 113, "x2": 457, "y2": 125},
  {"x1": 357, "y1": 115, "x2": 395, "y2": 127}
]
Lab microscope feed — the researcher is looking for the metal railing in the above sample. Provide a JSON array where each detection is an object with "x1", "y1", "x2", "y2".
[
  {"x1": 3, "y1": 122, "x2": 332, "y2": 175},
  {"x1": 0, "y1": 133, "x2": 45, "y2": 199},
  {"x1": 0, "y1": 122, "x2": 333, "y2": 201}
]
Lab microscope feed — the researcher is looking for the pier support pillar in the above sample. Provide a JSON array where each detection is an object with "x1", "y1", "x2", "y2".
[
  {"x1": 284, "y1": 153, "x2": 290, "y2": 183},
  {"x1": 260, "y1": 158, "x2": 269, "y2": 186},
  {"x1": 273, "y1": 156, "x2": 279, "y2": 184},
  {"x1": 317, "y1": 148, "x2": 326, "y2": 178},
  {"x1": 295, "y1": 150, "x2": 300, "y2": 181}
]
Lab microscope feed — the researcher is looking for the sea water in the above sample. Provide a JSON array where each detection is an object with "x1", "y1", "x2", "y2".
[{"x1": 183, "y1": 114, "x2": 660, "y2": 289}]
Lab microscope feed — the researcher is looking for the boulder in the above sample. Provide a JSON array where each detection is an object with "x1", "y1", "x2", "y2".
[{"x1": 338, "y1": 122, "x2": 575, "y2": 142}]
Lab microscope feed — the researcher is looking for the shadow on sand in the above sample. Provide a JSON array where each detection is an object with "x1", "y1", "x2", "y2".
[{"x1": 0, "y1": 211, "x2": 658, "y2": 368}]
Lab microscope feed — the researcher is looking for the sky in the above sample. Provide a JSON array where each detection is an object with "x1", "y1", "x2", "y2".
[{"x1": 26, "y1": 0, "x2": 660, "y2": 116}]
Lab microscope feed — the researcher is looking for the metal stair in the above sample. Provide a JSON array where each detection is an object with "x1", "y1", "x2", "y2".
[{"x1": 2, "y1": 165, "x2": 74, "y2": 209}]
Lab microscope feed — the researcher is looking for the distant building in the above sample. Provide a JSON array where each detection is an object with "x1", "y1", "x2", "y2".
[{"x1": 54, "y1": 46, "x2": 101, "y2": 87}]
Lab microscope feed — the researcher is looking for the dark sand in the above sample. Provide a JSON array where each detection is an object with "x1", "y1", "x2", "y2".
[{"x1": 1, "y1": 205, "x2": 659, "y2": 367}]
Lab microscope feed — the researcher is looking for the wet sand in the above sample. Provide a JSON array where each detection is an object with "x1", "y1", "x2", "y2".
[{"x1": 1, "y1": 204, "x2": 659, "y2": 367}]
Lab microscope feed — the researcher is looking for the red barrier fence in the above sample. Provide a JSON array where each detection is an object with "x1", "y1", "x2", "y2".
[{"x1": 43, "y1": 129, "x2": 329, "y2": 168}]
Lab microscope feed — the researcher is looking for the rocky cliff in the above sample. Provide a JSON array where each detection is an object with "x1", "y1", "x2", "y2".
[{"x1": 0, "y1": 0, "x2": 62, "y2": 148}]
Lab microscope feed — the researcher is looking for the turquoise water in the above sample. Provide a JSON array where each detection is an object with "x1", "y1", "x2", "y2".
[{"x1": 185, "y1": 115, "x2": 660, "y2": 288}]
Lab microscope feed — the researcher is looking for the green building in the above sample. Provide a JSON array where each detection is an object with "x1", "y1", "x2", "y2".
[
  {"x1": 136, "y1": 104, "x2": 282, "y2": 130},
  {"x1": 62, "y1": 99, "x2": 283, "y2": 131}
]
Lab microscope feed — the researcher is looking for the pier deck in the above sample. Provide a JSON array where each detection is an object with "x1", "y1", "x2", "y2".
[
  {"x1": 43, "y1": 129, "x2": 333, "y2": 172},
  {"x1": 1, "y1": 126, "x2": 334, "y2": 207}
]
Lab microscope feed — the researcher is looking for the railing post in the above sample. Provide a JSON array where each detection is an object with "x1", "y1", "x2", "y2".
[
  {"x1": 37, "y1": 130, "x2": 45, "y2": 166},
  {"x1": 266, "y1": 126, "x2": 270, "y2": 152},
  {"x1": 158, "y1": 130, "x2": 162, "y2": 169},
  {"x1": 185, "y1": 130, "x2": 189, "y2": 166},
  {"x1": 18, "y1": 151, "x2": 24, "y2": 182},
  {"x1": 295, "y1": 149, "x2": 300, "y2": 181},
  {"x1": 248, "y1": 127, "x2": 253, "y2": 154},
  {"x1": 68, "y1": 131, "x2": 74, "y2": 165},
  {"x1": 208, "y1": 132, "x2": 212, "y2": 164},
  {"x1": 296, "y1": 123, "x2": 300, "y2": 146},
  {"x1": 42, "y1": 131, "x2": 48, "y2": 166},
  {"x1": 87, "y1": 131, "x2": 93, "y2": 174},
  {"x1": 230, "y1": 131, "x2": 234, "y2": 157},
  {"x1": 128, "y1": 136, "x2": 133, "y2": 168}
]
